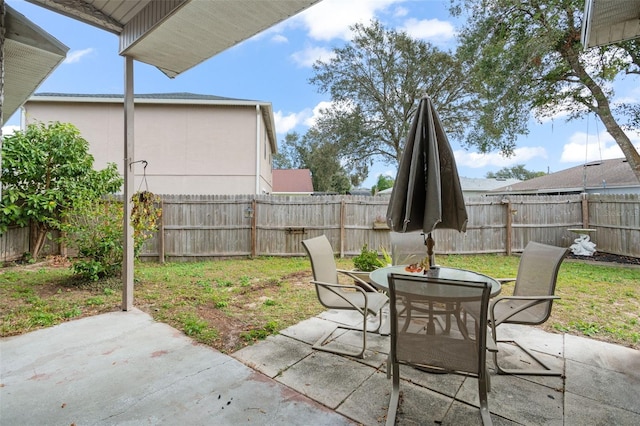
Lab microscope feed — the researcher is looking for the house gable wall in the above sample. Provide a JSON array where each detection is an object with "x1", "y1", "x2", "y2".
[{"x1": 24, "y1": 99, "x2": 273, "y2": 195}]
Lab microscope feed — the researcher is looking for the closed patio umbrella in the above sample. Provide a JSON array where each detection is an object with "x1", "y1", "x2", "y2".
[{"x1": 386, "y1": 96, "x2": 467, "y2": 268}]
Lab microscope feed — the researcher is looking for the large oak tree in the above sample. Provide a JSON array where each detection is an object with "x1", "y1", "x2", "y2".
[
  {"x1": 451, "y1": 0, "x2": 640, "y2": 181},
  {"x1": 308, "y1": 20, "x2": 476, "y2": 171}
]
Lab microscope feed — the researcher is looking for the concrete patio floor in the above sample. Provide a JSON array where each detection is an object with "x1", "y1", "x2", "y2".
[{"x1": 2, "y1": 307, "x2": 639, "y2": 425}]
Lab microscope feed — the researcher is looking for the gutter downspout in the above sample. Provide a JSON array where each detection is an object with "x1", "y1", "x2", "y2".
[{"x1": 255, "y1": 104, "x2": 261, "y2": 194}]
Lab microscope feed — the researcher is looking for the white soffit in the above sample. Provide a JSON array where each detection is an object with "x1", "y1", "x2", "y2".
[
  {"x1": 2, "y1": 5, "x2": 68, "y2": 125},
  {"x1": 119, "y1": 0, "x2": 319, "y2": 78},
  {"x1": 27, "y1": 0, "x2": 321, "y2": 78},
  {"x1": 582, "y1": 0, "x2": 640, "y2": 48}
]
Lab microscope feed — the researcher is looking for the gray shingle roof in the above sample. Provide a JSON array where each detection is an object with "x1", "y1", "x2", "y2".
[{"x1": 492, "y1": 158, "x2": 639, "y2": 194}]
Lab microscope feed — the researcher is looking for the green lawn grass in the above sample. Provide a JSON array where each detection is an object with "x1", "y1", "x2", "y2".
[{"x1": 1, "y1": 255, "x2": 638, "y2": 351}]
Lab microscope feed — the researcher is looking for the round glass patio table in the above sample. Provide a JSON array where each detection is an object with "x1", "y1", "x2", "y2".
[{"x1": 369, "y1": 265, "x2": 501, "y2": 298}]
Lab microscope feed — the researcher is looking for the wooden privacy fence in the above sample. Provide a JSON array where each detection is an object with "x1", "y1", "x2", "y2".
[
  {"x1": 2, "y1": 193, "x2": 639, "y2": 262},
  {"x1": 141, "y1": 193, "x2": 639, "y2": 261}
]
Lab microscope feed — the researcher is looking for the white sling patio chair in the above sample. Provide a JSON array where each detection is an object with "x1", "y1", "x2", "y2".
[
  {"x1": 390, "y1": 231, "x2": 453, "y2": 334},
  {"x1": 386, "y1": 273, "x2": 493, "y2": 426},
  {"x1": 301, "y1": 235, "x2": 389, "y2": 359},
  {"x1": 469, "y1": 241, "x2": 569, "y2": 376}
]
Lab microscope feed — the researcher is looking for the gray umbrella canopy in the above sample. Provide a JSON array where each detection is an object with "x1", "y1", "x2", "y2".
[{"x1": 386, "y1": 96, "x2": 468, "y2": 266}]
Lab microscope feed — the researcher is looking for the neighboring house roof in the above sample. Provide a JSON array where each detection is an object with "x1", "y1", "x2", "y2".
[
  {"x1": 460, "y1": 177, "x2": 521, "y2": 193},
  {"x1": 492, "y1": 158, "x2": 640, "y2": 194},
  {"x1": 376, "y1": 177, "x2": 521, "y2": 196},
  {"x1": 29, "y1": 92, "x2": 278, "y2": 154},
  {"x1": 272, "y1": 169, "x2": 314, "y2": 194}
]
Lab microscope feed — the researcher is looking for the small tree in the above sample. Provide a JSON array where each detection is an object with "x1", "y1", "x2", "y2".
[
  {"x1": 371, "y1": 175, "x2": 394, "y2": 194},
  {"x1": 0, "y1": 122, "x2": 122, "y2": 259},
  {"x1": 60, "y1": 191, "x2": 162, "y2": 281},
  {"x1": 61, "y1": 197, "x2": 124, "y2": 281},
  {"x1": 486, "y1": 165, "x2": 546, "y2": 180}
]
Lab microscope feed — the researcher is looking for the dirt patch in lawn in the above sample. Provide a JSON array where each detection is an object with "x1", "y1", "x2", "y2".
[{"x1": 567, "y1": 251, "x2": 640, "y2": 266}]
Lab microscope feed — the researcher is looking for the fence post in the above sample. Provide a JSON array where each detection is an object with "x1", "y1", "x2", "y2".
[
  {"x1": 251, "y1": 198, "x2": 257, "y2": 257},
  {"x1": 503, "y1": 199, "x2": 512, "y2": 256},
  {"x1": 158, "y1": 199, "x2": 165, "y2": 263},
  {"x1": 340, "y1": 199, "x2": 345, "y2": 258},
  {"x1": 581, "y1": 193, "x2": 589, "y2": 228}
]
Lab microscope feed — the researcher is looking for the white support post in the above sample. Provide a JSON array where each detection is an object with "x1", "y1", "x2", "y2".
[{"x1": 122, "y1": 55, "x2": 135, "y2": 311}]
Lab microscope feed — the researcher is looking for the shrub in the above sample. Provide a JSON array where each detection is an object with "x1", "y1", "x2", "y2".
[
  {"x1": 60, "y1": 191, "x2": 162, "y2": 282},
  {"x1": 352, "y1": 244, "x2": 384, "y2": 272},
  {"x1": 61, "y1": 198, "x2": 123, "y2": 281}
]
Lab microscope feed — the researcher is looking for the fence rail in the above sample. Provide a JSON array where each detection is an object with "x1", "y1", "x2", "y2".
[{"x1": 2, "y1": 193, "x2": 639, "y2": 262}]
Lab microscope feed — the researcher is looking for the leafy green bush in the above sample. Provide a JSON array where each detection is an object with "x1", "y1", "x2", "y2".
[
  {"x1": 352, "y1": 244, "x2": 384, "y2": 272},
  {"x1": 61, "y1": 198, "x2": 123, "y2": 281},
  {"x1": 60, "y1": 191, "x2": 162, "y2": 282},
  {"x1": 0, "y1": 122, "x2": 122, "y2": 259}
]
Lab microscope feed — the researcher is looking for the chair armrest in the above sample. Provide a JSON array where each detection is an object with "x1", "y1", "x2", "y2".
[
  {"x1": 311, "y1": 280, "x2": 368, "y2": 313},
  {"x1": 336, "y1": 269, "x2": 378, "y2": 292},
  {"x1": 490, "y1": 295, "x2": 560, "y2": 325}
]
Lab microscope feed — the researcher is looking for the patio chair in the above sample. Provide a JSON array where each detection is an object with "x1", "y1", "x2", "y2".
[
  {"x1": 301, "y1": 235, "x2": 389, "y2": 359},
  {"x1": 485, "y1": 241, "x2": 569, "y2": 376},
  {"x1": 386, "y1": 274, "x2": 493, "y2": 426},
  {"x1": 390, "y1": 231, "x2": 453, "y2": 333},
  {"x1": 389, "y1": 231, "x2": 428, "y2": 266}
]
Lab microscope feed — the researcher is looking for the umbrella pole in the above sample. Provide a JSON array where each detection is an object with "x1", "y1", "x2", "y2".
[{"x1": 426, "y1": 232, "x2": 436, "y2": 268}]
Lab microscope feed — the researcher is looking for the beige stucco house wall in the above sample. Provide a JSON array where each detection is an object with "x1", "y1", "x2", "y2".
[{"x1": 22, "y1": 93, "x2": 277, "y2": 195}]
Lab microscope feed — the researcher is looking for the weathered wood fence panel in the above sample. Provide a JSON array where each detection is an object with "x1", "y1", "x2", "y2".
[
  {"x1": 256, "y1": 196, "x2": 342, "y2": 256},
  {"x1": 154, "y1": 194, "x2": 254, "y2": 261},
  {"x1": 498, "y1": 195, "x2": 584, "y2": 251},
  {"x1": 4, "y1": 193, "x2": 639, "y2": 262},
  {"x1": 0, "y1": 226, "x2": 30, "y2": 262},
  {"x1": 588, "y1": 194, "x2": 640, "y2": 258}
]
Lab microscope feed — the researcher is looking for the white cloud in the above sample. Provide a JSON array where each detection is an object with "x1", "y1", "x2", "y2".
[
  {"x1": 1, "y1": 125, "x2": 20, "y2": 136},
  {"x1": 298, "y1": 0, "x2": 402, "y2": 41},
  {"x1": 560, "y1": 130, "x2": 640, "y2": 163},
  {"x1": 63, "y1": 48, "x2": 95, "y2": 64},
  {"x1": 378, "y1": 169, "x2": 396, "y2": 178},
  {"x1": 393, "y1": 6, "x2": 409, "y2": 18},
  {"x1": 274, "y1": 100, "x2": 345, "y2": 133},
  {"x1": 270, "y1": 34, "x2": 289, "y2": 44},
  {"x1": 274, "y1": 109, "x2": 313, "y2": 134},
  {"x1": 399, "y1": 18, "x2": 455, "y2": 41},
  {"x1": 455, "y1": 146, "x2": 548, "y2": 168},
  {"x1": 291, "y1": 46, "x2": 335, "y2": 68},
  {"x1": 304, "y1": 101, "x2": 335, "y2": 127}
]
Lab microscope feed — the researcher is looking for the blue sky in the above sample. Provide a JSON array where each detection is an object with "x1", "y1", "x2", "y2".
[{"x1": 4, "y1": 0, "x2": 640, "y2": 188}]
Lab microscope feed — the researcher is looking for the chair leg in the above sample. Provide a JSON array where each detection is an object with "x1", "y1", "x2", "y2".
[
  {"x1": 312, "y1": 310, "x2": 380, "y2": 359},
  {"x1": 386, "y1": 362, "x2": 400, "y2": 426},
  {"x1": 493, "y1": 339, "x2": 562, "y2": 376},
  {"x1": 478, "y1": 372, "x2": 493, "y2": 426}
]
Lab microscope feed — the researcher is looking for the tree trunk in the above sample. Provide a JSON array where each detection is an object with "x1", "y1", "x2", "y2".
[
  {"x1": 31, "y1": 223, "x2": 48, "y2": 260},
  {"x1": 596, "y1": 109, "x2": 640, "y2": 183},
  {"x1": 562, "y1": 33, "x2": 640, "y2": 183}
]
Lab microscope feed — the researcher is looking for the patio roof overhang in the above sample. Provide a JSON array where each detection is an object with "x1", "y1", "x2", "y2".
[
  {"x1": 26, "y1": 0, "x2": 319, "y2": 78},
  {"x1": 1, "y1": 4, "x2": 68, "y2": 125},
  {"x1": 581, "y1": 0, "x2": 640, "y2": 48}
]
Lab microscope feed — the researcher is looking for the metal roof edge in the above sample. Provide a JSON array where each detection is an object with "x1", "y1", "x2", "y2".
[{"x1": 29, "y1": 93, "x2": 269, "y2": 107}]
